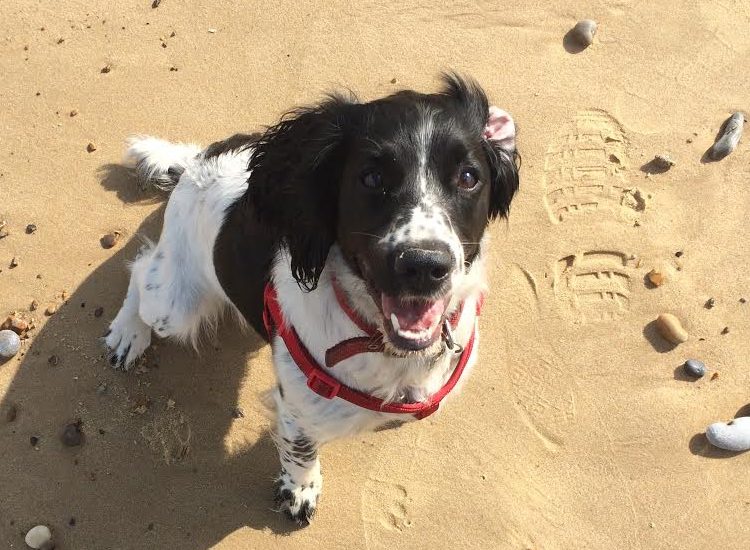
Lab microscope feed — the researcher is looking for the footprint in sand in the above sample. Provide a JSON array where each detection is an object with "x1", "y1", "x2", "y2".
[
  {"x1": 361, "y1": 479, "x2": 413, "y2": 536},
  {"x1": 140, "y1": 409, "x2": 192, "y2": 465},
  {"x1": 553, "y1": 250, "x2": 637, "y2": 324},
  {"x1": 543, "y1": 110, "x2": 646, "y2": 225},
  {"x1": 504, "y1": 265, "x2": 577, "y2": 451}
]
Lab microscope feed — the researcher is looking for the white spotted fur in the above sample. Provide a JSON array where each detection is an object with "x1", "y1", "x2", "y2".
[{"x1": 106, "y1": 135, "x2": 486, "y2": 523}]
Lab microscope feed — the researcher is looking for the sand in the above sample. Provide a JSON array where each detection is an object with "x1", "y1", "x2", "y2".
[{"x1": 1, "y1": 1, "x2": 750, "y2": 548}]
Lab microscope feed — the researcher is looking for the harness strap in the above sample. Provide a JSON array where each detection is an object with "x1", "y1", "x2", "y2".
[{"x1": 263, "y1": 283, "x2": 479, "y2": 419}]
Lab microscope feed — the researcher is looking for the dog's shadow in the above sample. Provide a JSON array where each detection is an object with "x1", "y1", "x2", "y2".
[{"x1": 0, "y1": 166, "x2": 300, "y2": 549}]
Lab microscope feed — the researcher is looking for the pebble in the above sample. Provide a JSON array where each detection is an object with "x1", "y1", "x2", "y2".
[
  {"x1": 569, "y1": 19, "x2": 597, "y2": 48},
  {"x1": 69, "y1": 109, "x2": 78, "y2": 117},
  {"x1": 706, "y1": 416, "x2": 750, "y2": 452},
  {"x1": 24, "y1": 525, "x2": 53, "y2": 549},
  {"x1": 86, "y1": 142, "x2": 97, "y2": 153},
  {"x1": 10, "y1": 256, "x2": 19, "y2": 268},
  {"x1": 61, "y1": 421, "x2": 84, "y2": 447},
  {"x1": 45, "y1": 305, "x2": 57, "y2": 316},
  {"x1": 0, "y1": 330, "x2": 21, "y2": 358},
  {"x1": 30, "y1": 300, "x2": 39, "y2": 311},
  {"x1": 94, "y1": 306, "x2": 104, "y2": 317},
  {"x1": 684, "y1": 359, "x2": 706, "y2": 378},
  {"x1": 709, "y1": 112, "x2": 744, "y2": 160},
  {"x1": 2, "y1": 316, "x2": 29, "y2": 335},
  {"x1": 705, "y1": 297, "x2": 715, "y2": 309},
  {"x1": 647, "y1": 269, "x2": 665, "y2": 287},
  {"x1": 101, "y1": 231, "x2": 121, "y2": 249},
  {"x1": 721, "y1": 326, "x2": 730, "y2": 335},
  {"x1": 26, "y1": 223, "x2": 37, "y2": 234},
  {"x1": 655, "y1": 313, "x2": 689, "y2": 344},
  {"x1": 100, "y1": 64, "x2": 112, "y2": 74},
  {"x1": 30, "y1": 435, "x2": 39, "y2": 447},
  {"x1": 48, "y1": 355, "x2": 59, "y2": 366},
  {"x1": 652, "y1": 154, "x2": 675, "y2": 170},
  {"x1": 0, "y1": 220, "x2": 8, "y2": 239}
]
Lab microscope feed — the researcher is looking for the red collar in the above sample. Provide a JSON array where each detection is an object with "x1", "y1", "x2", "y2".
[{"x1": 262, "y1": 280, "x2": 481, "y2": 419}]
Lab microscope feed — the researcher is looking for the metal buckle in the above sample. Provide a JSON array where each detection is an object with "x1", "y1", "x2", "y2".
[
  {"x1": 307, "y1": 371, "x2": 340, "y2": 399},
  {"x1": 442, "y1": 320, "x2": 463, "y2": 354}
]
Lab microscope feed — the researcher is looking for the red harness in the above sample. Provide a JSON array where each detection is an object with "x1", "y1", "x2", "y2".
[{"x1": 262, "y1": 280, "x2": 481, "y2": 419}]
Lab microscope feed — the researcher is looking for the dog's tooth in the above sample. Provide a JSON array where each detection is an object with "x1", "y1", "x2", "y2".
[{"x1": 390, "y1": 313, "x2": 400, "y2": 332}]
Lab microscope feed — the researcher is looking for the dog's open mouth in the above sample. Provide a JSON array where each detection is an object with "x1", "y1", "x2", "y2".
[{"x1": 380, "y1": 294, "x2": 448, "y2": 351}]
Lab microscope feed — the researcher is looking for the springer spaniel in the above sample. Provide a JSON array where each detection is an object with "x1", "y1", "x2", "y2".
[{"x1": 105, "y1": 74, "x2": 519, "y2": 524}]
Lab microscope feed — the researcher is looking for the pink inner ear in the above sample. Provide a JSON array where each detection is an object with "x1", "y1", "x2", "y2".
[{"x1": 483, "y1": 106, "x2": 516, "y2": 151}]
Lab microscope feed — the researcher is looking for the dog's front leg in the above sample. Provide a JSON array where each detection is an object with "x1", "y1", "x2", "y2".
[{"x1": 273, "y1": 405, "x2": 322, "y2": 525}]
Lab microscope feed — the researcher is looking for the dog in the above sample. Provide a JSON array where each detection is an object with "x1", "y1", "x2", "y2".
[{"x1": 104, "y1": 73, "x2": 519, "y2": 524}]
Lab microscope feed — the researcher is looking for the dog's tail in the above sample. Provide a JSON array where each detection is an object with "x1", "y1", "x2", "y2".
[{"x1": 124, "y1": 135, "x2": 202, "y2": 191}]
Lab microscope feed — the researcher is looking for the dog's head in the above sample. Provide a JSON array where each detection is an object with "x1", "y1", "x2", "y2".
[{"x1": 249, "y1": 74, "x2": 519, "y2": 353}]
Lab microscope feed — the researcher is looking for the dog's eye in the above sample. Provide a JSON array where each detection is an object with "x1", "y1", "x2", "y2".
[
  {"x1": 457, "y1": 169, "x2": 479, "y2": 190},
  {"x1": 361, "y1": 170, "x2": 383, "y2": 190}
]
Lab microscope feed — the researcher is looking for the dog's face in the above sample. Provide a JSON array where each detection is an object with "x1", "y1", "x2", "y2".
[{"x1": 249, "y1": 75, "x2": 518, "y2": 353}]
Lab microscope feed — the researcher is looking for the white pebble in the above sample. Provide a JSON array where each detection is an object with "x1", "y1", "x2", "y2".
[
  {"x1": 0, "y1": 329, "x2": 21, "y2": 358},
  {"x1": 24, "y1": 525, "x2": 52, "y2": 549},
  {"x1": 706, "y1": 416, "x2": 750, "y2": 452}
]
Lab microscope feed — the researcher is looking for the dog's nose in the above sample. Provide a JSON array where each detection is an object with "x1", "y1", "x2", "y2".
[{"x1": 393, "y1": 244, "x2": 454, "y2": 287}]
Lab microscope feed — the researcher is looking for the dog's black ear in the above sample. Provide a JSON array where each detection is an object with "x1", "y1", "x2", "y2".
[
  {"x1": 440, "y1": 73, "x2": 520, "y2": 220},
  {"x1": 248, "y1": 95, "x2": 357, "y2": 290}
]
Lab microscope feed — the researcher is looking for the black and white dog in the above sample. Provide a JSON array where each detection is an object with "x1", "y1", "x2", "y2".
[{"x1": 105, "y1": 74, "x2": 519, "y2": 524}]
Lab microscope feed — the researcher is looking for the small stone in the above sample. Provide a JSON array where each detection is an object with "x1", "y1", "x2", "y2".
[
  {"x1": 94, "y1": 306, "x2": 104, "y2": 317},
  {"x1": 686, "y1": 137, "x2": 693, "y2": 143},
  {"x1": 655, "y1": 313, "x2": 689, "y2": 345},
  {"x1": 10, "y1": 256, "x2": 19, "y2": 268},
  {"x1": 706, "y1": 416, "x2": 750, "y2": 451},
  {"x1": 45, "y1": 305, "x2": 57, "y2": 316},
  {"x1": 48, "y1": 355, "x2": 59, "y2": 366},
  {"x1": 675, "y1": 251, "x2": 684, "y2": 258},
  {"x1": 24, "y1": 525, "x2": 53, "y2": 549},
  {"x1": 390, "y1": 78, "x2": 397, "y2": 84},
  {"x1": 231, "y1": 407, "x2": 244, "y2": 419},
  {"x1": 30, "y1": 300, "x2": 39, "y2": 311},
  {"x1": 100, "y1": 64, "x2": 112, "y2": 73},
  {"x1": 26, "y1": 223, "x2": 37, "y2": 234},
  {"x1": 721, "y1": 326, "x2": 730, "y2": 335},
  {"x1": 169, "y1": 66, "x2": 178, "y2": 72},
  {"x1": 0, "y1": 330, "x2": 21, "y2": 358},
  {"x1": 68, "y1": 517, "x2": 76, "y2": 526},
  {"x1": 100, "y1": 231, "x2": 121, "y2": 249},
  {"x1": 2, "y1": 316, "x2": 29, "y2": 335},
  {"x1": 711, "y1": 372, "x2": 720, "y2": 381},
  {"x1": 647, "y1": 269, "x2": 665, "y2": 287},
  {"x1": 86, "y1": 142, "x2": 97, "y2": 153},
  {"x1": 207, "y1": 28, "x2": 217, "y2": 33},
  {"x1": 684, "y1": 359, "x2": 706, "y2": 378},
  {"x1": 96, "y1": 382, "x2": 107, "y2": 394},
  {"x1": 705, "y1": 297, "x2": 715, "y2": 309},
  {"x1": 30, "y1": 435, "x2": 39, "y2": 447},
  {"x1": 709, "y1": 112, "x2": 744, "y2": 160},
  {"x1": 62, "y1": 420, "x2": 84, "y2": 447},
  {"x1": 568, "y1": 19, "x2": 597, "y2": 48},
  {"x1": 152, "y1": 0, "x2": 162, "y2": 7},
  {"x1": 69, "y1": 109, "x2": 78, "y2": 117},
  {"x1": 166, "y1": 399, "x2": 176, "y2": 410}
]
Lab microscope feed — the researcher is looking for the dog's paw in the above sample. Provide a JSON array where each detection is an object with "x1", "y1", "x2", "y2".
[
  {"x1": 274, "y1": 471, "x2": 322, "y2": 526},
  {"x1": 104, "y1": 316, "x2": 151, "y2": 370}
]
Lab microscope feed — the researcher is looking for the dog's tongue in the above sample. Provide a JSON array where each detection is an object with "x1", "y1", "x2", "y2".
[{"x1": 381, "y1": 294, "x2": 447, "y2": 338}]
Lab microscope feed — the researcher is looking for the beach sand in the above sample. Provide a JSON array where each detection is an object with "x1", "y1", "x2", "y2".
[{"x1": 1, "y1": 1, "x2": 750, "y2": 548}]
